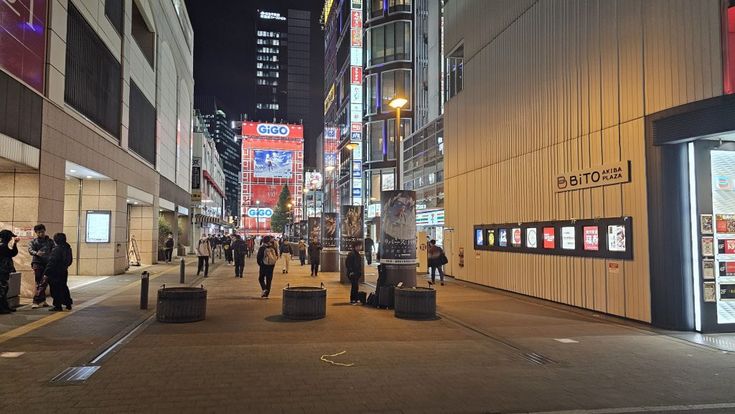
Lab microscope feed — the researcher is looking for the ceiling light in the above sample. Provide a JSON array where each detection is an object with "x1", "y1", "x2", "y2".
[
  {"x1": 69, "y1": 169, "x2": 76, "y2": 173},
  {"x1": 86, "y1": 176, "x2": 93, "y2": 179}
]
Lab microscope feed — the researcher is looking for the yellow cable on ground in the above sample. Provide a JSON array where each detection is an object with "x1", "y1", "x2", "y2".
[{"x1": 320, "y1": 350, "x2": 355, "y2": 367}]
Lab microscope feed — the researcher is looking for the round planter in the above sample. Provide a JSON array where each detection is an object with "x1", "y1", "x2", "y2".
[
  {"x1": 156, "y1": 286, "x2": 207, "y2": 323},
  {"x1": 282, "y1": 286, "x2": 327, "y2": 320},
  {"x1": 394, "y1": 287, "x2": 436, "y2": 320}
]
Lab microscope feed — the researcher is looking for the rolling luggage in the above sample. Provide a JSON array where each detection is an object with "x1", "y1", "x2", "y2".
[{"x1": 358, "y1": 291, "x2": 367, "y2": 304}]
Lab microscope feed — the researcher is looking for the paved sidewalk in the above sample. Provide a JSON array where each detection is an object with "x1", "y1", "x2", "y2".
[{"x1": 1, "y1": 257, "x2": 735, "y2": 413}]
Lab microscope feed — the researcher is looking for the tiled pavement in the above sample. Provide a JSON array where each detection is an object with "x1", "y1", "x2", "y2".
[{"x1": 1, "y1": 256, "x2": 735, "y2": 413}]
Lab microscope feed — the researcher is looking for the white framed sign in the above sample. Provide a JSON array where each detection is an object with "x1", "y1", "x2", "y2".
[{"x1": 86, "y1": 211, "x2": 111, "y2": 243}]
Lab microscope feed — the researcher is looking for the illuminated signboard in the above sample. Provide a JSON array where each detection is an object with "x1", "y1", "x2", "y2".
[
  {"x1": 543, "y1": 227, "x2": 555, "y2": 249},
  {"x1": 259, "y1": 11, "x2": 285, "y2": 20},
  {"x1": 0, "y1": 0, "x2": 48, "y2": 93},
  {"x1": 86, "y1": 211, "x2": 111, "y2": 243},
  {"x1": 583, "y1": 226, "x2": 599, "y2": 251},
  {"x1": 350, "y1": 2, "x2": 363, "y2": 206},
  {"x1": 324, "y1": 83, "x2": 336, "y2": 114},
  {"x1": 242, "y1": 122, "x2": 304, "y2": 139},
  {"x1": 526, "y1": 228, "x2": 537, "y2": 248},
  {"x1": 306, "y1": 171, "x2": 323, "y2": 190},
  {"x1": 253, "y1": 150, "x2": 293, "y2": 179},
  {"x1": 561, "y1": 226, "x2": 576, "y2": 250}
]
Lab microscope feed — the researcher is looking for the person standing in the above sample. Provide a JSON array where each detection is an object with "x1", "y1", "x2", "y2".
[
  {"x1": 231, "y1": 235, "x2": 246, "y2": 278},
  {"x1": 256, "y1": 236, "x2": 278, "y2": 298},
  {"x1": 223, "y1": 234, "x2": 233, "y2": 265},
  {"x1": 427, "y1": 239, "x2": 446, "y2": 286},
  {"x1": 0, "y1": 230, "x2": 19, "y2": 314},
  {"x1": 364, "y1": 236, "x2": 374, "y2": 266},
  {"x1": 308, "y1": 238, "x2": 322, "y2": 277},
  {"x1": 246, "y1": 236, "x2": 254, "y2": 258},
  {"x1": 28, "y1": 224, "x2": 55, "y2": 308},
  {"x1": 164, "y1": 233, "x2": 174, "y2": 264},
  {"x1": 196, "y1": 235, "x2": 212, "y2": 277},
  {"x1": 346, "y1": 241, "x2": 363, "y2": 305},
  {"x1": 44, "y1": 233, "x2": 73, "y2": 311},
  {"x1": 280, "y1": 240, "x2": 292, "y2": 274},
  {"x1": 298, "y1": 240, "x2": 307, "y2": 266}
]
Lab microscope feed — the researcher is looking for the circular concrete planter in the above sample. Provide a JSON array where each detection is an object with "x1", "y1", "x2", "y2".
[
  {"x1": 394, "y1": 287, "x2": 436, "y2": 320},
  {"x1": 282, "y1": 286, "x2": 327, "y2": 320},
  {"x1": 156, "y1": 286, "x2": 207, "y2": 323}
]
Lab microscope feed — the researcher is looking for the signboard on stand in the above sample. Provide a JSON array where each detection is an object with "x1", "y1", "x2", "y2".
[
  {"x1": 323, "y1": 213, "x2": 338, "y2": 248},
  {"x1": 380, "y1": 190, "x2": 417, "y2": 264},
  {"x1": 340, "y1": 206, "x2": 364, "y2": 251}
]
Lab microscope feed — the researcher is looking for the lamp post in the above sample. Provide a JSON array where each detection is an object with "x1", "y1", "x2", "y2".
[
  {"x1": 255, "y1": 200, "x2": 260, "y2": 236},
  {"x1": 389, "y1": 97, "x2": 408, "y2": 190}
]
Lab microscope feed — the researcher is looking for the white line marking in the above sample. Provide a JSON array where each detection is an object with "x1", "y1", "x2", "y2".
[
  {"x1": 69, "y1": 277, "x2": 109, "y2": 291},
  {"x1": 1, "y1": 351, "x2": 25, "y2": 358},
  {"x1": 529, "y1": 402, "x2": 735, "y2": 413},
  {"x1": 554, "y1": 338, "x2": 579, "y2": 344}
]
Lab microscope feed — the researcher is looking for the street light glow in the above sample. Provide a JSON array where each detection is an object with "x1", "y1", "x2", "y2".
[
  {"x1": 389, "y1": 97, "x2": 408, "y2": 109},
  {"x1": 345, "y1": 142, "x2": 358, "y2": 151}
]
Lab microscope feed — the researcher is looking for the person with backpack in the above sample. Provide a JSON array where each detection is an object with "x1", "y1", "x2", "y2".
[
  {"x1": 231, "y1": 234, "x2": 246, "y2": 278},
  {"x1": 196, "y1": 235, "x2": 212, "y2": 277},
  {"x1": 164, "y1": 233, "x2": 174, "y2": 264},
  {"x1": 28, "y1": 224, "x2": 55, "y2": 308},
  {"x1": 223, "y1": 234, "x2": 233, "y2": 265},
  {"x1": 257, "y1": 236, "x2": 278, "y2": 298},
  {"x1": 0, "y1": 230, "x2": 19, "y2": 314},
  {"x1": 427, "y1": 239, "x2": 447, "y2": 285},
  {"x1": 298, "y1": 240, "x2": 307, "y2": 266},
  {"x1": 280, "y1": 240, "x2": 292, "y2": 274},
  {"x1": 346, "y1": 241, "x2": 363, "y2": 305},
  {"x1": 44, "y1": 233, "x2": 74, "y2": 311},
  {"x1": 308, "y1": 238, "x2": 322, "y2": 277}
]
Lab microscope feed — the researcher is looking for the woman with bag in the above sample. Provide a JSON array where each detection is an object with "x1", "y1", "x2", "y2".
[
  {"x1": 196, "y1": 235, "x2": 212, "y2": 277},
  {"x1": 427, "y1": 239, "x2": 446, "y2": 286},
  {"x1": 0, "y1": 230, "x2": 19, "y2": 314},
  {"x1": 346, "y1": 241, "x2": 363, "y2": 305},
  {"x1": 44, "y1": 233, "x2": 74, "y2": 311}
]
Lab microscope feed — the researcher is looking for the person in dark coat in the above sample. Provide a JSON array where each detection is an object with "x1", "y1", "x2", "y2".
[
  {"x1": 0, "y1": 230, "x2": 19, "y2": 314},
  {"x1": 223, "y1": 234, "x2": 233, "y2": 265},
  {"x1": 427, "y1": 239, "x2": 445, "y2": 286},
  {"x1": 231, "y1": 235, "x2": 246, "y2": 278},
  {"x1": 164, "y1": 234, "x2": 174, "y2": 263},
  {"x1": 256, "y1": 236, "x2": 278, "y2": 298},
  {"x1": 308, "y1": 238, "x2": 322, "y2": 277},
  {"x1": 346, "y1": 241, "x2": 363, "y2": 305},
  {"x1": 28, "y1": 224, "x2": 55, "y2": 308},
  {"x1": 364, "y1": 236, "x2": 374, "y2": 265},
  {"x1": 44, "y1": 233, "x2": 74, "y2": 311},
  {"x1": 298, "y1": 240, "x2": 307, "y2": 266}
]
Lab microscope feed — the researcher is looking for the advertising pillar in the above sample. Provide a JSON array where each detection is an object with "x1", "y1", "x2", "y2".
[
  {"x1": 380, "y1": 190, "x2": 417, "y2": 287},
  {"x1": 321, "y1": 212, "x2": 339, "y2": 271},
  {"x1": 340, "y1": 206, "x2": 364, "y2": 283}
]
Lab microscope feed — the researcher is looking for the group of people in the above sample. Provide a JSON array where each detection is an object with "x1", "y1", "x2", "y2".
[
  {"x1": 0, "y1": 224, "x2": 74, "y2": 314},
  {"x1": 195, "y1": 233, "x2": 257, "y2": 277}
]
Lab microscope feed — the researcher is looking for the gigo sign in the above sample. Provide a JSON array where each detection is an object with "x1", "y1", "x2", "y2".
[
  {"x1": 246, "y1": 207, "x2": 274, "y2": 218},
  {"x1": 257, "y1": 124, "x2": 290, "y2": 137},
  {"x1": 242, "y1": 122, "x2": 303, "y2": 139}
]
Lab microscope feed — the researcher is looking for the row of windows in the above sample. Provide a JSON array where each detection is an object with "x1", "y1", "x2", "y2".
[
  {"x1": 446, "y1": 46, "x2": 464, "y2": 100},
  {"x1": 366, "y1": 69, "x2": 412, "y2": 115},
  {"x1": 256, "y1": 103, "x2": 280, "y2": 110},
  {"x1": 257, "y1": 55, "x2": 279, "y2": 62},
  {"x1": 257, "y1": 38, "x2": 281, "y2": 46},
  {"x1": 369, "y1": 0, "x2": 412, "y2": 18},
  {"x1": 256, "y1": 70, "x2": 280, "y2": 78},
  {"x1": 256, "y1": 79, "x2": 279, "y2": 86},
  {"x1": 257, "y1": 30, "x2": 283, "y2": 38},
  {"x1": 366, "y1": 118, "x2": 412, "y2": 163},
  {"x1": 258, "y1": 47, "x2": 280, "y2": 54},
  {"x1": 256, "y1": 62, "x2": 280, "y2": 70},
  {"x1": 367, "y1": 21, "x2": 412, "y2": 66}
]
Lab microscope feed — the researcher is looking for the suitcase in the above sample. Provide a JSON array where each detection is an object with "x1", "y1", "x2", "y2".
[
  {"x1": 366, "y1": 292, "x2": 376, "y2": 306},
  {"x1": 377, "y1": 286, "x2": 394, "y2": 309},
  {"x1": 358, "y1": 291, "x2": 367, "y2": 304}
]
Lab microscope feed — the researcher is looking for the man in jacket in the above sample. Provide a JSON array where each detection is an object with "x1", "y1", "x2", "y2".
[
  {"x1": 231, "y1": 235, "x2": 246, "y2": 278},
  {"x1": 0, "y1": 230, "x2": 19, "y2": 314},
  {"x1": 346, "y1": 241, "x2": 363, "y2": 305},
  {"x1": 28, "y1": 224, "x2": 55, "y2": 308},
  {"x1": 196, "y1": 235, "x2": 212, "y2": 277},
  {"x1": 364, "y1": 236, "x2": 374, "y2": 265},
  {"x1": 308, "y1": 238, "x2": 322, "y2": 277},
  {"x1": 164, "y1": 233, "x2": 174, "y2": 263},
  {"x1": 256, "y1": 236, "x2": 278, "y2": 298},
  {"x1": 44, "y1": 233, "x2": 73, "y2": 311},
  {"x1": 280, "y1": 240, "x2": 292, "y2": 274},
  {"x1": 427, "y1": 239, "x2": 445, "y2": 285}
]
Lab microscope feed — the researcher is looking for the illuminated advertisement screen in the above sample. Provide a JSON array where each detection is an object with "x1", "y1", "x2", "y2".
[
  {"x1": 475, "y1": 229, "x2": 484, "y2": 246},
  {"x1": 511, "y1": 228, "x2": 522, "y2": 247},
  {"x1": 607, "y1": 225, "x2": 626, "y2": 252},
  {"x1": 253, "y1": 150, "x2": 293, "y2": 178},
  {"x1": 561, "y1": 226, "x2": 576, "y2": 250},
  {"x1": 499, "y1": 229, "x2": 508, "y2": 247},
  {"x1": 487, "y1": 229, "x2": 495, "y2": 246},
  {"x1": 85, "y1": 211, "x2": 111, "y2": 243},
  {"x1": 543, "y1": 227, "x2": 555, "y2": 249},
  {"x1": 526, "y1": 228, "x2": 537, "y2": 248},
  {"x1": 583, "y1": 226, "x2": 599, "y2": 251}
]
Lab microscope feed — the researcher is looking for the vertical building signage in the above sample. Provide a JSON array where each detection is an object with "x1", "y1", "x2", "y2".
[{"x1": 350, "y1": 0, "x2": 363, "y2": 205}]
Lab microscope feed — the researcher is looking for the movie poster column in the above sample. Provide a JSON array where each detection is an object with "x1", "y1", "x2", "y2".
[
  {"x1": 299, "y1": 220, "x2": 307, "y2": 242},
  {"x1": 340, "y1": 206, "x2": 364, "y2": 251},
  {"x1": 379, "y1": 191, "x2": 417, "y2": 264},
  {"x1": 323, "y1": 213, "x2": 338, "y2": 248},
  {"x1": 308, "y1": 218, "x2": 321, "y2": 243}
]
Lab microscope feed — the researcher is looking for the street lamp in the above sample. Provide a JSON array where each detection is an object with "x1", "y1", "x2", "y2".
[
  {"x1": 389, "y1": 96, "x2": 408, "y2": 189},
  {"x1": 255, "y1": 200, "x2": 260, "y2": 236}
]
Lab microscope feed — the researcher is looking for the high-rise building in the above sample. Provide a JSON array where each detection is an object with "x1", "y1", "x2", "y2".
[
  {"x1": 254, "y1": 9, "x2": 322, "y2": 168},
  {"x1": 195, "y1": 97, "x2": 242, "y2": 225}
]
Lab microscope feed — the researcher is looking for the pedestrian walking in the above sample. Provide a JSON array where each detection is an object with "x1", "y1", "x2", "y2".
[
  {"x1": 298, "y1": 239, "x2": 307, "y2": 266},
  {"x1": 44, "y1": 233, "x2": 73, "y2": 311},
  {"x1": 28, "y1": 224, "x2": 54, "y2": 308},
  {"x1": 231, "y1": 235, "x2": 246, "y2": 278},
  {"x1": 256, "y1": 236, "x2": 279, "y2": 298},
  {"x1": 0, "y1": 230, "x2": 19, "y2": 314},
  {"x1": 427, "y1": 239, "x2": 447, "y2": 285},
  {"x1": 280, "y1": 240, "x2": 292, "y2": 274},
  {"x1": 246, "y1": 237, "x2": 254, "y2": 258},
  {"x1": 164, "y1": 233, "x2": 174, "y2": 263},
  {"x1": 346, "y1": 241, "x2": 363, "y2": 305},
  {"x1": 196, "y1": 235, "x2": 212, "y2": 277},
  {"x1": 308, "y1": 238, "x2": 322, "y2": 277},
  {"x1": 223, "y1": 235, "x2": 233, "y2": 265},
  {"x1": 364, "y1": 236, "x2": 374, "y2": 266}
]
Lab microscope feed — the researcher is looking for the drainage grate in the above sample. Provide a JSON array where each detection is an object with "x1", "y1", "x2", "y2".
[
  {"x1": 522, "y1": 352, "x2": 556, "y2": 366},
  {"x1": 50, "y1": 366, "x2": 100, "y2": 384}
]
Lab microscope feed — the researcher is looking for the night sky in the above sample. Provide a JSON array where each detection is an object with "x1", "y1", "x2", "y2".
[{"x1": 184, "y1": 0, "x2": 325, "y2": 167}]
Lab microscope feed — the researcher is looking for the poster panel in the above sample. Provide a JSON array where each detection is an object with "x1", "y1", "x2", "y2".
[
  {"x1": 308, "y1": 217, "x2": 321, "y2": 243},
  {"x1": 300, "y1": 220, "x2": 308, "y2": 241},
  {"x1": 323, "y1": 213, "x2": 338, "y2": 248},
  {"x1": 253, "y1": 150, "x2": 293, "y2": 178},
  {"x1": 340, "y1": 205, "x2": 364, "y2": 251},
  {"x1": 379, "y1": 190, "x2": 416, "y2": 264},
  {"x1": 86, "y1": 211, "x2": 111, "y2": 243}
]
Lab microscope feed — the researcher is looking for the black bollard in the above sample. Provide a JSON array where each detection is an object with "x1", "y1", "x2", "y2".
[
  {"x1": 179, "y1": 258, "x2": 185, "y2": 284},
  {"x1": 140, "y1": 271, "x2": 150, "y2": 309}
]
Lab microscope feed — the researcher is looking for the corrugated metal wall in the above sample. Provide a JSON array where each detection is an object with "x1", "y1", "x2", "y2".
[{"x1": 444, "y1": 0, "x2": 724, "y2": 322}]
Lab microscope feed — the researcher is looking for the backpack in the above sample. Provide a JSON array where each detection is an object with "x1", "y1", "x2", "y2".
[{"x1": 263, "y1": 246, "x2": 278, "y2": 266}]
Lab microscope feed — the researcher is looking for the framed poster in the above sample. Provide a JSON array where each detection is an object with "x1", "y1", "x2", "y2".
[
  {"x1": 561, "y1": 226, "x2": 575, "y2": 250},
  {"x1": 86, "y1": 211, "x2": 111, "y2": 243},
  {"x1": 511, "y1": 228, "x2": 522, "y2": 247},
  {"x1": 703, "y1": 259, "x2": 715, "y2": 280},
  {"x1": 543, "y1": 227, "x2": 555, "y2": 249},
  {"x1": 475, "y1": 228, "x2": 485, "y2": 247},
  {"x1": 525, "y1": 228, "x2": 537, "y2": 248},
  {"x1": 607, "y1": 225, "x2": 627, "y2": 252},
  {"x1": 701, "y1": 214, "x2": 714, "y2": 235},
  {"x1": 498, "y1": 229, "x2": 508, "y2": 247},
  {"x1": 702, "y1": 236, "x2": 715, "y2": 256},
  {"x1": 487, "y1": 229, "x2": 495, "y2": 246},
  {"x1": 704, "y1": 282, "x2": 717, "y2": 302},
  {"x1": 718, "y1": 238, "x2": 735, "y2": 255},
  {"x1": 583, "y1": 226, "x2": 599, "y2": 251}
]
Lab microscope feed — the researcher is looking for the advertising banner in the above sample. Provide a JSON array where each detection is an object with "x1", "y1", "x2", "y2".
[
  {"x1": 253, "y1": 150, "x2": 293, "y2": 178},
  {"x1": 379, "y1": 191, "x2": 416, "y2": 264},
  {"x1": 294, "y1": 221, "x2": 301, "y2": 240},
  {"x1": 242, "y1": 122, "x2": 304, "y2": 139},
  {"x1": 251, "y1": 184, "x2": 280, "y2": 208},
  {"x1": 322, "y1": 213, "x2": 338, "y2": 249},
  {"x1": 308, "y1": 217, "x2": 321, "y2": 242},
  {"x1": 340, "y1": 205, "x2": 364, "y2": 251},
  {"x1": 300, "y1": 220, "x2": 308, "y2": 241}
]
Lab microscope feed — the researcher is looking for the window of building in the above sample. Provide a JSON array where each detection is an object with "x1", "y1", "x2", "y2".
[
  {"x1": 366, "y1": 74, "x2": 378, "y2": 115},
  {"x1": 65, "y1": 3, "x2": 121, "y2": 139},
  {"x1": 369, "y1": 0, "x2": 383, "y2": 18},
  {"x1": 726, "y1": 2, "x2": 735, "y2": 94},
  {"x1": 381, "y1": 69, "x2": 411, "y2": 112},
  {"x1": 105, "y1": 0, "x2": 124, "y2": 34},
  {"x1": 128, "y1": 81, "x2": 156, "y2": 164},
  {"x1": 446, "y1": 44, "x2": 464, "y2": 99},
  {"x1": 368, "y1": 21, "x2": 411, "y2": 66},
  {"x1": 386, "y1": 118, "x2": 411, "y2": 160},
  {"x1": 389, "y1": 0, "x2": 411, "y2": 13},
  {"x1": 367, "y1": 120, "x2": 384, "y2": 161},
  {"x1": 131, "y1": 1, "x2": 155, "y2": 67}
]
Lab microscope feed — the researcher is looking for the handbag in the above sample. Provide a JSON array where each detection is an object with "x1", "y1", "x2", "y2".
[{"x1": 439, "y1": 253, "x2": 448, "y2": 265}]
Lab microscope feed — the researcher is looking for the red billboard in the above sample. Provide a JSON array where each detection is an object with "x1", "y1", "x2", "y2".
[
  {"x1": 241, "y1": 122, "x2": 304, "y2": 139},
  {"x1": 0, "y1": 0, "x2": 48, "y2": 93}
]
